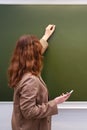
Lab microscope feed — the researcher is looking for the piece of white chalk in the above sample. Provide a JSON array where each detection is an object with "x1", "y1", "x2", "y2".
[{"x1": 69, "y1": 90, "x2": 74, "y2": 94}]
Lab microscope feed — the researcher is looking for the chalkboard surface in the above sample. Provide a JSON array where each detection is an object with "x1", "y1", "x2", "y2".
[{"x1": 0, "y1": 5, "x2": 87, "y2": 101}]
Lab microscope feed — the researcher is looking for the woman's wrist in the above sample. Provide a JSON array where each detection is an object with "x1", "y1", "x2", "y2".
[
  {"x1": 42, "y1": 35, "x2": 49, "y2": 41},
  {"x1": 54, "y1": 98, "x2": 58, "y2": 104}
]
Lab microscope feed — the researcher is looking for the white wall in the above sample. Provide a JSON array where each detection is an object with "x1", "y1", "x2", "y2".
[
  {"x1": 1, "y1": 0, "x2": 87, "y2": 4},
  {"x1": 0, "y1": 102, "x2": 87, "y2": 130}
]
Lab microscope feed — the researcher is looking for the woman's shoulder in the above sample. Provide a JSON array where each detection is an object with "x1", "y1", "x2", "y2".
[
  {"x1": 15, "y1": 73, "x2": 39, "y2": 91},
  {"x1": 19, "y1": 73, "x2": 39, "y2": 86}
]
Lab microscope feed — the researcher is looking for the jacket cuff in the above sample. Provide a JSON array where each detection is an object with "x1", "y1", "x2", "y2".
[
  {"x1": 48, "y1": 100, "x2": 58, "y2": 115},
  {"x1": 40, "y1": 38, "x2": 48, "y2": 54}
]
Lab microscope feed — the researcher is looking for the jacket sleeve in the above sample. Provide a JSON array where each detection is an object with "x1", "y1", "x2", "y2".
[
  {"x1": 19, "y1": 77, "x2": 58, "y2": 119},
  {"x1": 40, "y1": 38, "x2": 48, "y2": 54}
]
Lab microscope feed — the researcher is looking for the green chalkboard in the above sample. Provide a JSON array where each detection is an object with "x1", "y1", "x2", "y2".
[{"x1": 0, "y1": 5, "x2": 87, "y2": 101}]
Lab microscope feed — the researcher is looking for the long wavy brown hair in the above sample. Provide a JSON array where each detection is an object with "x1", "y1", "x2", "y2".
[{"x1": 8, "y1": 35, "x2": 43, "y2": 88}]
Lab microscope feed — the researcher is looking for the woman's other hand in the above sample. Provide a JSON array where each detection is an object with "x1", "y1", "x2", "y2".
[{"x1": 54, "y1": 92, "x2": 71, "y2": 104}]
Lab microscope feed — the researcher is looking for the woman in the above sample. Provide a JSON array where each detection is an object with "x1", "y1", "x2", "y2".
[{"x1": 8, "y1": 24, "x2": 70, "y2": 130}]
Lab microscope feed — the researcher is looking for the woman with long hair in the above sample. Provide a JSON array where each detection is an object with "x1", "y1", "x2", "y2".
[{"x1": 8, "y1": 24, "x2": 70, "y2": 130}]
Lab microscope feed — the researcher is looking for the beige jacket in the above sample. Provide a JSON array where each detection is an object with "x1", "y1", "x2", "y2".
[{"x1": 12, "y1": 39, "x2": 58, "y2": 130}]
